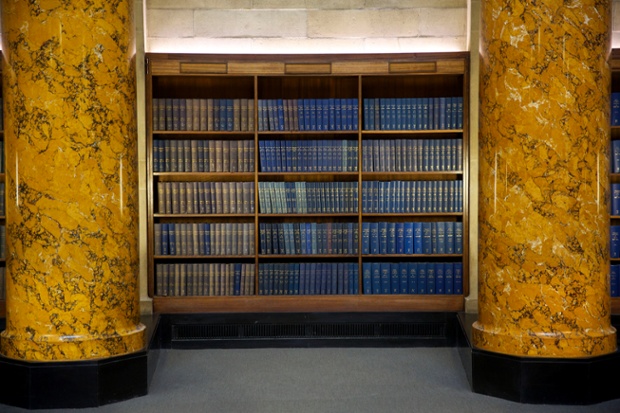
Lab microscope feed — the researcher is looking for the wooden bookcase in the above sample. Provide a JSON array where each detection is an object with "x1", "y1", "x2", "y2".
[
  {"x1": 611, "y1": 50, "x2": 620, "y2": 314},
  {"x1": 145, "y1": 53, "x2": 470, "y2": 314},
  {"x1": 0, "y1": 63, "x2": 4, "y2": 318}
]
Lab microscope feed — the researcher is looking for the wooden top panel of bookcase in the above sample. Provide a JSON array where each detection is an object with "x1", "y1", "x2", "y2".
[{"x1": 147, "y1": 53, "x2": 469, "y2": 76}]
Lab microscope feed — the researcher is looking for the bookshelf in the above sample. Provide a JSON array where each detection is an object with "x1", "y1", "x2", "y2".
[
  {"x1": 0, "y1": 63, "x2": 4, "y2": 318},
  {"x1": 146, "y1": 53, "x2": 469, "y2": 314},
  {"x1": 611, "y1": 50, "x2": 620, "y2": 314}
]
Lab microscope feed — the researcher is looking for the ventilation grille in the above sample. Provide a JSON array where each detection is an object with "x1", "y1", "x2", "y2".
[{"x1": 172, "y1": 322, "x2": 446, "y2": 342}]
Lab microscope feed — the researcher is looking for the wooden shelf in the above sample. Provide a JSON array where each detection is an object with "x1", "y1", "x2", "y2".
[{"x1": 153, "y1": 295, "x2": 464, "y2": 314}]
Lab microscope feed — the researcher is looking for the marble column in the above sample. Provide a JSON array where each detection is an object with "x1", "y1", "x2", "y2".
[
  {"x1": 474, "y1": 0, "x2": 617, "y2": 357},
  {"x1": 0, "y1": 0, "x2": 145, "y2": 361}
]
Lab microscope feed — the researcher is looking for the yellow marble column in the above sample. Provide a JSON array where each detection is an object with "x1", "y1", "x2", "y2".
[
  {"x1": 474, "y1": 0, "x2": 617, "y2": 357},
  {"x1": 0, "y1": 0, "x2": 145, "y2": 360}
]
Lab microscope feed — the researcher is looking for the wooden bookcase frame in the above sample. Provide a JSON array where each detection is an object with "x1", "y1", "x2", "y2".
[{"x1": 148, "y1": 53, "x2": 471, "y2": 314}]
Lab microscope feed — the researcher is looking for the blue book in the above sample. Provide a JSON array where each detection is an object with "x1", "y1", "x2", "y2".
[
  {"x1": 379, "y1": 222, "x2": 388, "y2": 254},
  {"x1": 362, "y1": 222, "x2": 370, "y2": 254},
  {"x1": 335, "y1": 98, "x2": 343, "y2": 131},
  {"x1": 435, "y1": 263, "x2": 445, "y2": 294},
  {"x1": 363, "y1": 262, "x2": 372, "y2": 294},
  {"x1": 351, "y1": 98, "x2": 359, "y2": 130},
  {"x1": 436, "y1": 222, "x2": 446, "y2": 254},
  {"x1": 613, "y1": 183, "x2": 620, "y2": 216},
  {"x1": 371, "y1": 262, "x2": 381, "y2": 294},
  {"x1": 455, "y1": 222, "x2": 463, "y2": 254},
  {"x1": 444, "y1": 263, "x2": 454, "y2": 294},
  {"x1": 399, "y1": 263, "x2": 408, "y2": 294},
  {"x1": 323, "y1": 99, "x2": 331, "y2": 131},
  {"x1": 363, "y1": 98, "x2": 371, "y2": 130},
  {"x1": 408, "y1": 262, "x2": 418, "y2": 294},
  {"x1": 612, "y1": 225, "x2": 620, "y2": 258},
  {"x1": 427, "y1": 263, "x2": 436, "y2": 294},
  {"x1": 370, "y1": 222, "x2": 380, "y2": 254},
  {"x1": 445, "y1": 221, "x2": 455, "y2": 254},
  {"x1": 413, "y1": 222, "x2": 423, "y2": 254},
  {"x1": 454, "y1": 262, "x2": 463, "y2": 294},
  {"x1": 387, "y1": 222, "x2": 397, "y2": 254},
  {"x1": 390, "y1": 263, "x2": 400, "y2": 294},
  {"x1": 380, "y1": 262, "x2": 391, "y2": 294},
  {"x1": 404, "y1": 222, "x2": 414, "y2": 254},
  {"x1": 308, "y1": 262, "x2": 316, "y2": 294},
  {"x1": 418, "y1": 263, "x2": 427, "y2": 294},
  {"x1": 396, "y1": 222, "x2": 405, "y2": 254},
  {"x1": 422, "y1": 222, "x2": 432, "y2": 254},
  {"x1": 613, "y1": 140, "x2": 620, "y2": 173},
  {"x1": 612, "y1": 265, "x2": 619, "y2": 297}
]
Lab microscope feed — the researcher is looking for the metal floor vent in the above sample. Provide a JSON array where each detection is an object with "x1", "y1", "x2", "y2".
[{"x1": 171, "y1": 322, "x2": 447, "y2": 342}]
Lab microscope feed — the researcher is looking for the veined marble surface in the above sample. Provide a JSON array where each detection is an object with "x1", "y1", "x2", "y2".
[
  {"x1": 474, "y1": 0, "x2": 616, "y2": 357},
  {"x1": 0, "y1": 0, "x2": 145, "y2": 361}
]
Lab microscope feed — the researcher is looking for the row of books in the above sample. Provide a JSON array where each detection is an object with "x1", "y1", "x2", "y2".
[
  {"x1": 361, "y1": 221, "x2": 463, "y2": 255},
  {"x1": 258, "y1": 98, "x2": 359, "y2": 131},
  {"x1": 259, "y1": 222, "x2": 358, "y2": 255},
  {"x1": 361, "y1": 180, "x2": 462, "y2": 214},
  {"x1": 259, "y1": 140, "x2": 358, "y2": 172},
  {"x1": 154, "y1": 223, "x2": 255, "y2": 256},
  {"x1": 362, "y1": 261, "x2": 463, "y2": 294},
  {"x1": 363, "y1": 97, "x2": 463, "y2": 130},
  {"x1": 258, "y1": 262, "x2": 359, "y2": 295},
  {"x1": 152, "y1": 98, "x2": 255, "y2": 131},
  {"x1": 157, "y1": 181, "x2": 255, "y2": 215},
  {"x1": 613, "y1": 183, "x2": 620, "y2": 215},
  {"x1": 258, "y1": 182, "x2": 358, "y2": 214},
  {"x1": 155, "y1": 263, "x2": 255, "y2": 296},
  {"x1": 153, "y1": 139, "x2": 255, "y2": 173},
  {"x1": 362, "y1": 139, "x2": 463, "y2": 172}
]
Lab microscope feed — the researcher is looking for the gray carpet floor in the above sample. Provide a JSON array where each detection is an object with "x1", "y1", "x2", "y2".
[{"x1": 2, "y1": 347, "x2": 620, "y2": 412}]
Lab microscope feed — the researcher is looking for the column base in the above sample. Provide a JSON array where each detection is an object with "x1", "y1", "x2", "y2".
[
  {"x1": 0, "y1": 350, "x2": 148, "y2": 409},
  {"x1": 0, "y1": 315, "x2": 161, "y2": 409},
  {"x1": 458, "y1": 313, "x2": 620, "y2": 404}
]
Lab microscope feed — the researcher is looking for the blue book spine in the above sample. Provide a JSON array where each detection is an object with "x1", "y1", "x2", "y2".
[
  {"x1": 613, "y1": 183, "x2": 620, "y2": 216},
  {"x1": 454, "y1": 262, "x2": 463, "y2": 294},
  {"x1": 612, "y1": 265, "x2": 619, "y2": 297},
  {"x1": 612, "y1": 225, "x2": 620, "y2": 259},
  {"x1": 390, "y1": 263, "x2": 400, "y2": 294},
  {"x1": 455, "y1": 222, "x2": 463, "y2": 254},
  {"x1": 408, "y1": 262, "x2": 418, "y2": 294},
  {"x1": 613, "y1": 140, "x2": 620, "y2": 173},
  {"x1": 426, "y1": 263, "x2": 436, "y2": 294},
  {"x1": 380, "y1": 263, "x2": 391, "y2": 294},
  {"x1": 396, "y1": 222, "x2": 405, "y2": 254},
  {"x1": 379, "y1": 222, "x2": 388, "y2": 254},
  {"x1": 435, "y1": 263, "x2": 445, "y2": 294},
  {"x1": 387, "y1": 222, "x2": 396, "y2": 254},
  {"x1": 370, "y1": 222, "x2": 379, "y2": 255},
  {"x1": 413, "y1": 222, "x2": 423, "y2": 254},
  {"x1": 371, "y1": 262, "x2": 381, "y2": 294},
  {"x1": 436, "y1": 222, "x2": 446, "y2": 254},
  {"x1": 362, "y1": 222, "x2": 370, "y2": 254},
  {"x1": 351, "y1": 98, "x2": 358, "y2": 130},
  {"x1": 444, "y1": 263, "x2": 454, "y2": 294},
  {"x1": 399, "y1": 262, "x2": 408, "y2": 294},
  {"x1": 422, "y1": 222, "x2": 432, "y2": 254},
  {"x1": 363, "y1": 262, "x2": 372, "y2": 294},
  {"x1": 404, "y1": 222, "x2": 414, "y2": 254},
  {"x1": 418, "y1": 263, "x2": 427, "y2": 294}
]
